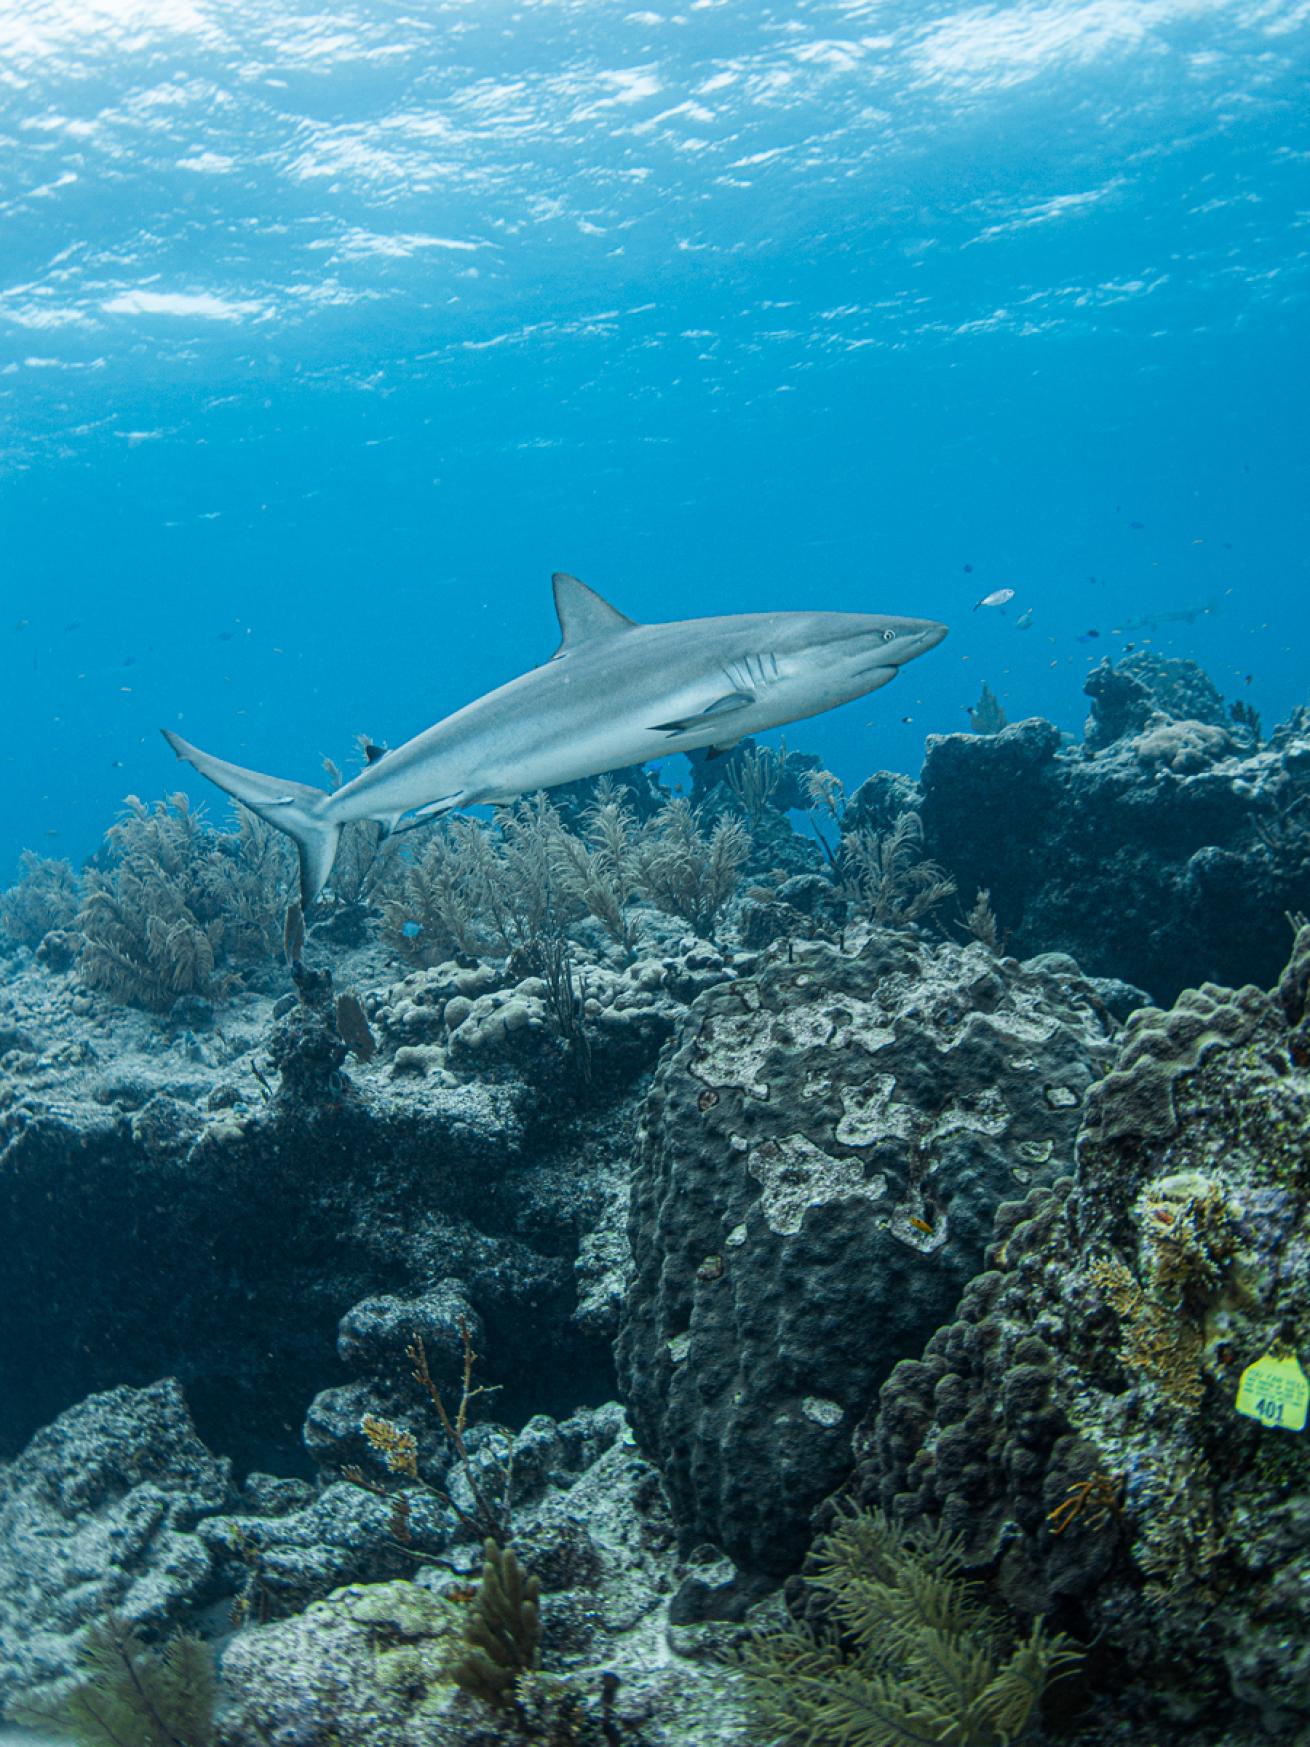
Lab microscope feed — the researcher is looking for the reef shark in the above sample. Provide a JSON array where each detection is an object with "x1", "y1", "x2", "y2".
[{"x1": 163, "y1": 573, "x2": 948, "y2": 907}]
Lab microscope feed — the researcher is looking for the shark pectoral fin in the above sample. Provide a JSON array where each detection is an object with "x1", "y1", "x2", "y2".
[{"x1": 650, "y1": 691, "x2": 755, "y2": 737}]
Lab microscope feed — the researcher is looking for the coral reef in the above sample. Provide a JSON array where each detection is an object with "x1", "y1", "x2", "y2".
[
  {"x1": 9, "y1": 1614, "x2": 216, "y2": 1747},
  {"x1": 219, "y1": 1580, "x2": 468, "y2": 1745},
  {"x1": 913, "y1": 654, "x2": 1310, "y2": 1001},
  {"x1": 836, "y1": 925, "x2": 1310, "y2": 1743},
  {"x1": 617, "y1": 924, "x2": 1130, "y2": 1580},
  {"x1": 0, "y1": 1379, "x2": 231, "y2": 1707},
  {"x1": 0, "y1": 984, "x2": 606, "y2": 1476},
  {"x1": 4, "y1": 663, "x2": 1308, "y2": 1747},
  {"x1": 1, "y1": 1381, "x2": 755, "y2": 1747}
]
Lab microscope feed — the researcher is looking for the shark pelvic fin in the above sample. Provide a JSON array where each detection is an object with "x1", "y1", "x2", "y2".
[
  {"x1": 384, "y1": 792, "x2": 466, "y2": 836},
  {"x1": 650, "y1": 690, "x2": 755, "y2": 737},
  {"x1": 161, "y1": 728, "x2": 340, "y2": 910},
  {"x1": 550, "y1": 573, "x2": 638, "y2": 658}
]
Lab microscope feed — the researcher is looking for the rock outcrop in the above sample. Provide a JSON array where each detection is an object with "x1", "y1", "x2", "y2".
[{"x1": 909, "y1": 656, "x2": 1310, "y2": 1002}]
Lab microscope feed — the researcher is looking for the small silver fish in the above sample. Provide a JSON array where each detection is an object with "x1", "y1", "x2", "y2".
[{"x1": 973, "y1": 588, "x2": 1015, "y2": 611}]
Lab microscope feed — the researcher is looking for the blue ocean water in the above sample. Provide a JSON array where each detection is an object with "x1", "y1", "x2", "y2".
[{"x1": 1, "y1": 0, "x2": 1306, "y2": 879}]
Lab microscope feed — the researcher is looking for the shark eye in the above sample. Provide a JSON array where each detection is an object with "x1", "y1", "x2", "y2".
[{"x1": 882, "y1": 630, "x2": 896, "y2": 642}]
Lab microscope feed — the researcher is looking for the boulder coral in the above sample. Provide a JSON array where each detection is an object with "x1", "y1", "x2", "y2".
[{"x1": 617, "y1": 925, "x2": 1132, "y2": 1580}]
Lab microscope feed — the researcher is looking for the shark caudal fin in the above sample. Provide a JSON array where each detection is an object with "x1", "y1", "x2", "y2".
[{"x1": 161, "y1": 729, "x2": 340, "y2": 909}]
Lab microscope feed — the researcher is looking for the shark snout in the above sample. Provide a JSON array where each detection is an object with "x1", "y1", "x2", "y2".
[{"x1": 898, "y1": 620, "x2": 949, "y2": 661}]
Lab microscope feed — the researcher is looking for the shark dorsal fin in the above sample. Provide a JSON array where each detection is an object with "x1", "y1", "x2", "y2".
[{"x1": 551, "y1": 573, "x2": 638, "y2": 657}]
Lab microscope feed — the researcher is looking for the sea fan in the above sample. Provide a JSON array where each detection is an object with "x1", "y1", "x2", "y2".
[
  {"x1": 739, "y1": 1506, "x2": 1079, "y2": 1747},
  {"x1": 8, "y1": 1613, "x2": 215, "y2": 1747}
]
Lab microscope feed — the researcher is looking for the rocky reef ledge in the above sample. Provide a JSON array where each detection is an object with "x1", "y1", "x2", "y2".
[{"x1": 897, "y1": 653, "x2": 1310, "y2": 1002}]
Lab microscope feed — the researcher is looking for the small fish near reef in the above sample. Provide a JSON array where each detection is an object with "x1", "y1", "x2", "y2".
[
  {"x1": 973, "y1": 588, "x2": 1015, "y2": 612},
  {"x1": 164, "y1": 573, "x2": 949, "y2": 907}
]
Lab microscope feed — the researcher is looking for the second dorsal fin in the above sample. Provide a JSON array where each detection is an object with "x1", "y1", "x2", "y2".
[{"x1": 551, "y1": 572, "x2": 639, "y2": 657}]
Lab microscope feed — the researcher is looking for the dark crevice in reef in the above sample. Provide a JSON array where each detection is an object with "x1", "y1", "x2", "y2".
[{"x1": 0, "y1": 1100, "x2": 618, "y2": 1473}]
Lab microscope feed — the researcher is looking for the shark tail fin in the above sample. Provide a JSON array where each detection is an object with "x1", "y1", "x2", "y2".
[{"x1": 161, "y1": 729, "x2": 340, "y2": 909}]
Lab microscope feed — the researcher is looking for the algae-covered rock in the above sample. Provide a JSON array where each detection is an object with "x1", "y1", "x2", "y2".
[
  {"x1": 212, "y1": 1403, "x2": 756, "y2": 1747},
  {"x1": 218, "y1": 1579, "x2": 463, "y2": 1746},
  {"x1": 617, "y1": 925, "x2": 1123, "y2": 1578}
]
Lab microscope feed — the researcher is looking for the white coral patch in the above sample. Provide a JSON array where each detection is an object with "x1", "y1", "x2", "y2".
[
  {"x1": 835, "y1": 1075, "x2": 908, "y2": 1145},
  {"x1": 773, "y1": 1004, "x2": 838, "y2": 1050},
  {"x1": 926, "y1": 1087, "x2": 1010, "y2": 1141},
  {"x1": 748, "y1": 1133, "x2": 887, "y2": 1235},
  {"x1": 801, "y1": 1396, "x2": 844, "y2": 1427},
  {"x1": 847, "y1": 1018, "x2": 896, "y2": 1052},
  {"x1": 973, "y1": 1010, "x2": 1061, "y2": 1047},
  {"x1": 691, "y1": 1010, "x2": 773, "y2": 1099}
]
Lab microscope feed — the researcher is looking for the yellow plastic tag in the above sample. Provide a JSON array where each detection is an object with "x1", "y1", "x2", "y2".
[{"x1": 1235, "y1": 1352, "x2": 1309, "y2": 1433}]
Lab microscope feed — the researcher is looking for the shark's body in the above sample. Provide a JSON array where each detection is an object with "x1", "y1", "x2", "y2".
[{"x1": 164, "y1": 573, "x2": 947, "y2": 906}]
